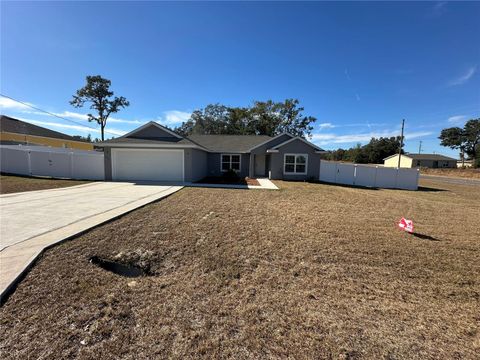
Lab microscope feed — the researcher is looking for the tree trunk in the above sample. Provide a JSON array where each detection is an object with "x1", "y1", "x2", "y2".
[{"x1": 101, "y1": 123, "x2": 105, "y2": 141}]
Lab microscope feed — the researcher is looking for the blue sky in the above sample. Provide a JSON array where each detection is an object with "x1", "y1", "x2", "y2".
[{"x1": 1, "y1": 1, "x2": 479, "y2": 158}]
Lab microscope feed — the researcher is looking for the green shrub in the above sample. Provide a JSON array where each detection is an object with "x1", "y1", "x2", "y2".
[{"x1": 223, "y1": 169, "x2": 239, "y2": 181}]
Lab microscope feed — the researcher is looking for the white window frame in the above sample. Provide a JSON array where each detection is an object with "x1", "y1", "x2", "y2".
[
  {"x1": 283, "y1": 153, "x2": 308, "y2": 175},
  {"x1": 220, "y1": 153, "x2": 241, "y2": 172}
]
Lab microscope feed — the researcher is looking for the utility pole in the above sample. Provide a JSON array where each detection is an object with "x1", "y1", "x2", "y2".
[
  {"x1": 397, "y1": 119, "x2": 405, "y2": 168},
  {"x1": 418, "y1": 141, "x2": 422, "y2": 154}
]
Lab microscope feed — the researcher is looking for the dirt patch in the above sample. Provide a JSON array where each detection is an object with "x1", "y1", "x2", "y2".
[
  {"x1": 90, "y1": 257, "x2": 149, "y2": 278},
  {"x1": 1, "y1": 179, "x2": 479, "y2": 358},
  {"x1": 0, "y1": 174, "x2": 90, "y2": 194}
]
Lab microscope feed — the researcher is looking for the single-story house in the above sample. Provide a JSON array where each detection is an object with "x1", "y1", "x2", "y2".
[
  {"x1": 95, "y1": 121, "x2": 325, "y2": 182},
  {"x1": 0, "y1": 115, "x2": 93, "y2": 150},
  {"x1": 383, "y1": 153, "x2": 457, "y2": 168}
]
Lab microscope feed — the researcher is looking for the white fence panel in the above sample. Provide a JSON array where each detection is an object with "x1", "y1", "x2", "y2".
[
  {"x1": 0, "y1": 145, "x2": 104, "y2": 180},
  {"x1": 319, "y1": 160, "x2": 419, "y2": 190},
  {"x1": 72, "y1": 153, "x2": 104, "y2": 180},
  {"x1": 27, "y1": 151, "x2": 51, "y2": 177},
  {"x1": 374, "y1": 167, "x2": 398, "y2": 188},
  {"x1": 0, "y1": 148, "x2": 30, "y2": 175},
  {"x1": 319, "y1": 161, "x2": 337, "y2": 183},
  {"x1": 336, "y1": 163, "x2": 355, "y2": 185},
  {"x1": 48, "y1": 152, "x2": 72, "y2": 178},
  {"x1": 396, "y1": 168, "x2": 419, "y2": 190},
  {"x1": 354, "y1": 165, "x2": 377, "y2": 187}
]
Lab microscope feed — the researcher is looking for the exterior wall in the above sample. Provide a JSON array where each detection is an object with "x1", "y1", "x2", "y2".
[
  {"x1": 269, "y1": 139, "x2": 321, "y2": 180},
  {"x1": 104, "y1": 147, "x2": 113, "y2": 180},
  {"x1": 206, "y1": 152, "x2": 250, "y2": 177},
  {"x1": 249, "y1": 134, "x2": 292, "y2": 177},
  {"x1": 384, "y1": 155, "x2": 413, "y2": 168},
  {"x1": 185, "y1": 148, "x2": 208, "y2": 181},
  {"x1": 0, "y1": 131, "x2": 93, "y2": 150},
  {"x1": 385, "y1": 155, "x2": 457, "y2": 168},
  {"x1": 414, "y1": 159, "x2": 457, "y2": 168}
]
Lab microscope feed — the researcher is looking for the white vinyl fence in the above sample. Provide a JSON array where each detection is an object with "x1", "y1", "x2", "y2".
[
  {"x1": 319, "y1": 161, "x2": 419, "y2": 190},
  {"x1": 0, "y1": 145, "x2": 104, "y2": 180}
]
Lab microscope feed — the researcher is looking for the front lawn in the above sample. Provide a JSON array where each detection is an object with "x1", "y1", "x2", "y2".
[
  {"x1": 0, "y1": 174, "x2": 90, "y2": 194},
  {"x1": 1, "y1": 179, "x2": 479, "y2": 358}
]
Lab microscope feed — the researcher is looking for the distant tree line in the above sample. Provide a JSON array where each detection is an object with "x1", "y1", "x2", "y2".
[
  {"x1": 174, "y1": 99, "x2": 316, "y2": 138},
  {"x1": 71, "y1": 134, "x2": 101, "y2": 143},
  {"x1": 323, "y1": 136, "x2": 403, "y2": 164}
]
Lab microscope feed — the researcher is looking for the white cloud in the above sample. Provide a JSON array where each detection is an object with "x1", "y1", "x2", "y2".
[
  {"x1": 311, "y1": 130, "x2": 433, "y2": 146},
  {"x1": 50, "y1": 111, "x2": 143, "y2": 124},
  {"x1": 158, "y1": 110, "x2": 191, "y2": 126},
  {"x1": 448, "y1": 115, "x2": 466, "y2": 123},
  {"x1": 432, "y1": 1, "x2": 447, "y2": 16},
  {"x1": 318, "y1": 122, "x2": 335, "y2": 129},
  {"x1": 0, "y1": 97, "x2": 34, "y2": 111},
  {"x1": 15, "y1": 117, "x2": 127, "y2": 136},
  {"x1": 448, "y1": 66, "x2": 477, "y2": 86}
]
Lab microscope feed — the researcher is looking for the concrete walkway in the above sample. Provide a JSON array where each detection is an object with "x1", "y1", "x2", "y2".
[{"x1": 0, "y1": 182, "x2": 182, "y2": 299}]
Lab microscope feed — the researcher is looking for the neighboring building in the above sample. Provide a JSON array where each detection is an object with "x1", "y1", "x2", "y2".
[
  {"x1": 95, "y1": 121, "x2": 324, "y2": 182},
  {"x1": 457, "y1": 160, "x2": 474, "y2": 168},
  {"x1": 0, "y1": 115, "x2": 93, "y2": 150},
  {"x1": 383, "y1": 153, "x2": 457, "y2": 168}
]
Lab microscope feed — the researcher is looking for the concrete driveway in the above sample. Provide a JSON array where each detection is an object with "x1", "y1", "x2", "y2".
[{"x1": 0, "y1": 182, "x2": 182, "y2": 298}]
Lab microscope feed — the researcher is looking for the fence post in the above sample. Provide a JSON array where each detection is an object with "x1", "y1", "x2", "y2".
[
  {"x1": 27, "y1": 150, "x2": 32, "y2": 175},
  {"x1": 353, "y1": 164, "x2": 357, "y2": 185},
  {"x1": 70, "y1": 152, "x2": 74, "y2": 179}
]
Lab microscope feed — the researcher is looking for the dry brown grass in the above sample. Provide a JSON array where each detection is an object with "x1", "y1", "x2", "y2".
[
  {"x1": 0, "y1": 174, "x2": 90, "y2": 194},
  {"x1": 420, "y1": 167, "x2": 480, "y2": 179},
  {"x1": 1, "y1": 179, "x2": 479, "y2": 359}
]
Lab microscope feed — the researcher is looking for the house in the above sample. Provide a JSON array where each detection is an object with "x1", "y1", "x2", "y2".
[
  {"x1": 0, "y1": 115, "x2": 93, "y2": 150},
  {"x1": 383, "y1": 153, "x2": 457, "y2": 168},
  {"x1": 457, "y1": 159, "x2": 474, "y2": 168},
  {"x1": 95, "y1": 121, "x2": 324, "y2": 182}
]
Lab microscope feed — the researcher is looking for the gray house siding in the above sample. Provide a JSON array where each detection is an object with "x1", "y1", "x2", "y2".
[
  {"x1": 413, "y1": 159, "x2": 456, "y2": 168},
  {"x1": 185, "y1": 148, "x2": 208, "y2": 181},
  {"x1": 104, "y1": 147, "x2": 113, "y2": 180},
  {"x1": 269, "y1": 139, "x2": 320, "y2": 180},
  {"x1": 206, "y1": 152, "x2": 250, "y2": 177},
  {"x1": 129, "y1": 126, "x2": 177, "y2": 139},
  {"x1": 249, "y1": 134, "x2": 292, "y2": 177}
]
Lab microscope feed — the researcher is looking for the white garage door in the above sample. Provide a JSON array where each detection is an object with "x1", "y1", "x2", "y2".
[{"x1": 112, "y1": 149, "x2": 184, "y2": 181}]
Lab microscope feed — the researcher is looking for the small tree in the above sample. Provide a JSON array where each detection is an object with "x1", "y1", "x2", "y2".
[{"x1": 70, "y1": 75, "x2": 129, "y2": 141}]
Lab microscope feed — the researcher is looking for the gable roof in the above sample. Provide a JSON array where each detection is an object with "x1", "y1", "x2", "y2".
[
  {"x1": 121, "y1": 121, "x2": 183, "y2": 139},
  {"x1": 383, "y1": 153, "x2": 457, "y2": 161},
  {"x1": 0, "y1": 115, "x2": 87, "y2": 142},
  {"x1": 270, "y1": 136, "x2": 324, "y2": 152},
  {"x1": 97, "y1": 121, "x2": 204, "y2": 148},
  {"x1": 186, "y1": 134, "x2": 272, "y2": 152}
]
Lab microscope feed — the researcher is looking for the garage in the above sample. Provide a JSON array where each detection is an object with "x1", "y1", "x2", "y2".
[{"x1": 111, "y1": 148, "x2": 184, "y2": 181}]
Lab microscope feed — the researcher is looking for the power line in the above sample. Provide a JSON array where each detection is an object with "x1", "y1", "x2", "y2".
[{"x1": 0, "y1": 93, "x2": 119, "y2": 137}]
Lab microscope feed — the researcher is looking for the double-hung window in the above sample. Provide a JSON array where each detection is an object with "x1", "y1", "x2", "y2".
[
  {"x1": 221, "y1": 154, "x2": 241, "y2": 172},
  {"x1": 284, "y1": 154, "x2": 308, "y2": 174}
]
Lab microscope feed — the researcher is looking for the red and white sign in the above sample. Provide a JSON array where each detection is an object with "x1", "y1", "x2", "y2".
[{"x1": 398, "y1": 218, "x2": 414, "y2": 233}]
